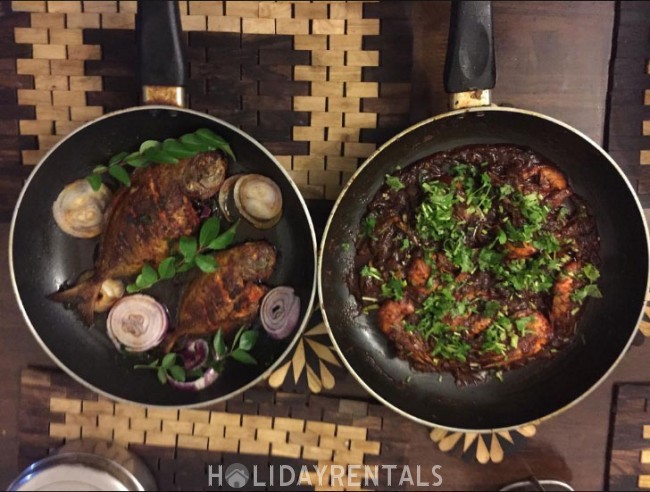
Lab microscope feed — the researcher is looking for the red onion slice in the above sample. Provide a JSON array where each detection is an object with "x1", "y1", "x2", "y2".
[
  {"x1": 180, "y1": 339, "x2": 210, "y2": 371},
  {"x1": 167, "y1": 368, "x2": 219, "y2": 391},
  {"x1": 260, "y1": 286, "x2": 301, "y2": 340},
  {"x1": 107, "y1": 294, "x2": 168, "y2": 352}
]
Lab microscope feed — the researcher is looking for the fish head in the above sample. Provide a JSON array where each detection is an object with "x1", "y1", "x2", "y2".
[{"x1": 181, "y1": 151, "x2": 227, "y2": 200}]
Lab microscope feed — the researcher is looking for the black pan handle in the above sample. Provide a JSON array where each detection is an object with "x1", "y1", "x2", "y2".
[
  {"x1": 136, "y1": 0, "x2": 187, "y2": 106},
  {"x1": 444, "y1": 1, "x2": 495, "y2": 106}
]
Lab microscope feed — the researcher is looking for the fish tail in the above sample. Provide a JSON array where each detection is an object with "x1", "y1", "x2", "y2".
[
  {"x1": 48, "y1": 276, "x2": 103, "y2": 325},
  {"x1": 161, "y1": 332, "x2": 180, "y2": 353}
]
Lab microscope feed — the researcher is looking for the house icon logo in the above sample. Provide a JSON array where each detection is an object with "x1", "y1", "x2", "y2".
[{"x1": 225, "y1": 463, "x2": 250, "y2": 489}]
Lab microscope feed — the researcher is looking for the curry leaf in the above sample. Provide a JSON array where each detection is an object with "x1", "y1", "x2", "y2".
[
  {"x1": 125, "y1": 282, "x2": 142, "y2": 294},
  {"x1": 108, "y1": 164, "x2": 131, "y2": 187},
  {"x1": 213, "y1": 330, "x2": 226, "y2": 358},
  {"x1": 124, "y1": 152, "x2": 148, "y2": 168},
  {"x1": 140, "y1": 263, "x2": 159, "y2": 285},
  {"x1": 207, "y1": 220, "x2": 239, "y2": 250},
  {"x1": 157, "y1": 367, "x2": 168, "y2": 385},
  {"x1": 238, "y1": 330, "x2": 258, "y2": 351},
  {"x1": 162, "y1": 139, "x2": 196, "y2": 159},
  {"x1": 199, "y1": 216, "x2": 221, "y2": 247},
  {"x1": 230, "y1": 349, "x2": 257, "y2": 365},
  {"x1": 195, "y1": 128, "x2": 228, "y2": 146},
  {"x1": 139, "y1": 140, "x2": 160, "y2": 153},
  {"x1": 158, "y1": 257, "x2": 176, "y2": 279},
  {"x1": 143, "y1": 147, "x2": 179, "y2": 164},
  {"x1": 176, "y1": 259, "x2": 196, "y2": 273},
  {"x1": 161, "y1": 353, "x2": 177, "y2": 369},
  {"x1": 87, "y1": 173, "x2": 103, "y2": 191},
  {"x1": 179, "y1": 236, "x2": 198, "y2": 260},
  {"x1": 195, "y1": 254, "x2": 218, "y2": 273},
  {"x1": 168, "y1": 365, "x2": 186, "y2": 382},
  {"x1": 108, "y1": 151, "x2": 128, "y2": 166}
]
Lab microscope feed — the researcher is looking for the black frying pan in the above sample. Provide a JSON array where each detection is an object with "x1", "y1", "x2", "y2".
[
  {"x1": 9, "y1": 1, "x2": 316, "y2": 406},
  {"x1": 319, "y1": 1, "x2": 650, "y2": 431}
]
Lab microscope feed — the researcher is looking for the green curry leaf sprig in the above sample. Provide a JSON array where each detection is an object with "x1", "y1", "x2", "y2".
[
  {"x1": 134, "y1": 327, "x2": 258, "y2": 385},
  {"x1": 126, "y1": 216, "x2": 239, "y2": 293},
  {"x1": 87, "y1": 128, "x2": 235, "y2": 191}
]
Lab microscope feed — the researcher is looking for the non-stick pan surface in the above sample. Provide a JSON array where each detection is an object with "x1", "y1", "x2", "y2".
[
  {"x1": 11, "y1": 106, "x2": 317, "y2": 406},
  {"x1": 319, "y1": 107, "x2": 649, "y2": 431}
]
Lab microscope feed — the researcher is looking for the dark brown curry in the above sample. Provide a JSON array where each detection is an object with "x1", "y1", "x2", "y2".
[{"x1": 350, "y1": 144, "x2": 601, "y2": 382}]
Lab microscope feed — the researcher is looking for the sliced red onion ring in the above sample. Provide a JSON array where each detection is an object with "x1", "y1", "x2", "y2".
[
  {"x1": 180, "y1": 339, "x2": 210, "y2": 371},
  {"x1": 107, "y1": 294, "x2": 167, "y2": 352},
  {"x1": 260, "y1": 286, "x2": 301, "y2": 340},
  {"x1": 167, "y1": 368, "x2": 219, "y2": 391}
]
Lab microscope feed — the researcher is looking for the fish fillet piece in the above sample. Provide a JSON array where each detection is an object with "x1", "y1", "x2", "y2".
[
  {"x1": 50, "y1": 151, "x2": 227, "y2": 323},
  {"x1": 162, "y1": 241, "x2": 277, "y2": 352}
]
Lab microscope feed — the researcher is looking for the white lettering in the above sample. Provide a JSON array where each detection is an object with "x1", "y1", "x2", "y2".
[
  {"x1": 279, "y1": 465, "x2": 295, "y2": 486},
  {"x1": 298, "y1": 465, "x2": 312, "y2": 486},
  {"x1": 347, "y1": 465, "x2": 361, "y2": 487},
  {"x1": 416, "y1": 465, "x2": 429, "y2": 486},
  {"x1": 207, "y1": 465, "x2": 221, "y2": 487},
  {"x1": 384, "y1": 465, "x2": 397, "y2": 486},
  {"x1": 314, "y1": 464, "x2": 329, "y2": 486},
  {"x1": 399, "y1": 465, "x2": 414, "y2": 486},
  {"x1": 331, "y1": 465, "x2": 345, "y2": 488},
  {"x1": 364, "y1": 465, "x2": 379, "y2": 487},
  {"x1": 431, "y1": 465, "x2": 443, "y2": 487},
  {"x1": 253, "y1": 465, "x2": 265, "y2": 487}
]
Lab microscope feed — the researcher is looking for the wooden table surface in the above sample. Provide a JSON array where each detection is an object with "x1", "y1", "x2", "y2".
[{"x1": 1, "y1": 1, "x2": 647, "y2": 490}]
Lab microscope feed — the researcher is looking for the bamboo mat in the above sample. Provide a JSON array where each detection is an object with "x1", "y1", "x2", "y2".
[
  {"x1": 19, "y1": 366, "x2": 422, "y2": 491},
  {"x1": 0, "y1": 0, "x2": 415, "y2": 220},
  {"x1": 607, "y1": 1, "x2": 650, "y2": 209},
  {"x1": 606, "y1": 384, "x2": 650, "y2": 491}
]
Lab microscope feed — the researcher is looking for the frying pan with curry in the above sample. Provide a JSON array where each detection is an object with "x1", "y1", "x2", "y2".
[
  {"x1": 9, "y1": 1, "x2": 317, "y2": 406},
  {"x1": 318, "y1": 1, "x2": 650, "y2": 431}
]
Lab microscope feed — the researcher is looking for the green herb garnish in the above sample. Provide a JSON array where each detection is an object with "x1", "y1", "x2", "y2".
[
  {"x1": 362, "y1": 215, "x2": 377, "y2": 238},
  {"x1": 360, "y1": 264, "x2": 382, "y2": 281},
  {"x1": 385, "y1": 174, "x2": 405, "y2": 191},
  {"x1": 126, "y1": 217, "x2": 239, "y2": 293},
  {"x1": 134, "y1": 327, "x2": 258, "y2": 385},
  {"x1": 87, "y1": 128, "x2": 235, "y2": 191}
]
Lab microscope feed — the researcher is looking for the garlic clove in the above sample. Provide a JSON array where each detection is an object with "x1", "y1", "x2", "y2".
[{"x1": 94, "y1": 279, "x2": 125, "y2": 312}]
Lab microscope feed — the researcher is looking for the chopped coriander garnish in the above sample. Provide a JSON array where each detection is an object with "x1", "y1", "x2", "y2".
[
  {"x1": 361, "y1": 215, "x2": 377, "y2": 237},
  {"x1": 385, "y1": 174, "x2": 405, "y2": 191},
  {"x1": 360, "y1": 264, "x2": 382, "y2": 281},
  {"x1": 381, "y1": 273, "x2": 407, "y2": 300},
  {"x1": 582, "y1": 263, "x2": 600, "y2": 282},
  {"x1": 571, "y1": 284, "x2": 603, "y2": 302},
  {"x1": 357, "y1": 159, "x2": 600, "y2": 369}
]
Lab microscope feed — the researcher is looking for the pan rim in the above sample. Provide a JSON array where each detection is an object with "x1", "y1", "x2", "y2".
[
  {"x1": 318, "y1": 105, "x2": 650, "y2": 432},
  {"x1": 9, "y1": 104, "x2": 318, "y2": 408}
]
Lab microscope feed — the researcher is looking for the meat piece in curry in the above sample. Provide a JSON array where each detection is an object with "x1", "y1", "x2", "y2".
[{"x1": 350, "y1": 144, "x2": 601, "y2": 382}]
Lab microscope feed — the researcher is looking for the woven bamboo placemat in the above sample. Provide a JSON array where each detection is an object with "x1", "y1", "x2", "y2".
[
  {"x1": 606, "y1": 384, "x2": 650, "y2": 491},
  {"x1": 0, "y1": 0, "x2": 414, "y2": 220},
  {"x1": 19, "y1": 366, "x2": 419, "y2": 491},
  {"x1": 607, "y1": 1, "x2": 650, "y2": 209}
]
